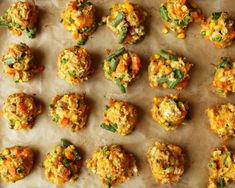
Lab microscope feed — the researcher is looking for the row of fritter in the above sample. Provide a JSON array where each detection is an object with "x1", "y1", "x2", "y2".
[
  {"x1": 0, "y1": 140, "x2": 234, "y2": 188},
  {"x1": 1, "y1": 43, "x2": 235, "y2": 96},
  {"x1": 1, "y1": 92, "x2": 235, "y2": 140},
  {"x1": 0, "y1": 0, "x2": 235, "y2": 48}
]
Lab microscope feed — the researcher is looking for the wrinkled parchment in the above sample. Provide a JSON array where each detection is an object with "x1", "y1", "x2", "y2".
[{"x1": 0, "y1": 0, "x2": 235, "y2": 188}]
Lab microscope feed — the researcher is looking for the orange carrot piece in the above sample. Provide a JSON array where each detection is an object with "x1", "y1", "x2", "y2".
[
  {"x1": 19, "y1": 102, "x2": 27, "y2": 111},
  {"x1": 61, "y1": 118, "x2": 70, "y2": 127},
  {"x1": 116, "y1": 61, "x2": 126, "y2": 72},
  {"x1": 9, "y1": 167, "x2": 16, "y2": 175},
  {"x1": 131, "y1": 56, "x2": 141, "y2": 71}
]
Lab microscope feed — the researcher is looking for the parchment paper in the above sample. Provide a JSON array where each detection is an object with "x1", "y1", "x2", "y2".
[{"x1": 0, "y1": 0, "x2": 235, "y2": 188}]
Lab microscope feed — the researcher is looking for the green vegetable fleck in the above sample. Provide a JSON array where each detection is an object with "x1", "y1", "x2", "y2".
[
  {"x1": 98, "y1": 21, "x2": 105, "y2": 26},
  {"x1": 61, "y1": 138, "x2": 72, "y2": 147},
  {"x1": 61, "y1": 58, "x2": 67, "y2": 64},
  {"x1": 102, "y1": 147, "x2": 109, "y2": 154},
  {"x1": 200, "y1": 30, "x2": 206, "y2": 37},
  {"x1": 214, "y1": 36, "x2": 222, "y2": 42},
  {"x1": 81, "y1": 27, "x2": 90, "y2": 32},
  {"x1": 118, "y1": 26, "x2": 128, "y2": 43},
  {"x1": 106, "y1": 47, "x2": 125, "y2": 61},
  {"x1": 217, "y1": 177, "x2": 225, "y2": 187},
  {"x1": 100, "y1": 123, "x2": 117, "y2": 132},
  {"x1": 115, "y1": 79, "x2": 126, "y2": 93},
  {"x1": 49, "y1": 104, "x2": 53, "y2": 109},
  {"x1": 110, "y1": 58, "x2": 118, "y2": 71},
  {"x1": 168, "y1": 69, "x2": 183, "y2": 89},
  {"x1": 69, "y1": 70, "x2": 76, "y2": 77},
  {"x1": 212, "y1": 12, "x2": 222, "y2": 20},
  {"x1": 217, "y1": 57, "x2": 232, "y2": 68},
  {"x1": 157, "y1": 75, "x2": 168, "y2": 83},
  {"x1": 25, "y1": 27, "x2": 37, "y2": 38},
  {"x1": 160, "y1": 6, "x2": 170, "y2": 21},
  {"x1": 68, "y1": 18, "x2": 74, "y2": 23},
  {"x1": 62, "y1": 158, "x2": 70, "y2": 167},
  {"x1": 159, "y1": 50, "x2": 178, "y2": 60},
  {"x1": 110, "y1": 12, "x2": 125, "y2": 27},
  {"x1": 52, "y1": 115, "x2": 60, "y2": 123},
  {"x1": 3, "y1": 57, "x2": 14, "y2": 65}
]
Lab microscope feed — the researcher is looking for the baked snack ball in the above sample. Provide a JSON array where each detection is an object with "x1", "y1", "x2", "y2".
[
  {"x1": 103, "y1": 47, "x2": 141, "y2": 93},
  {"x1": 147, "y1": 142, "x2": 185, "y2": 184},
  {"x1": 207, "y1": 103, "x2": 235, "y2": 140},
  {"x1": 212, "y1": 57, "x2": 235, "y2": 97},
  {"x1": 208, "y1": 145, "x2": 235, "y2": 188},
  {"x1": 61, "y1": 0, "x2": 96, "y2": 45},
  {"x1": 100, "y1": 99, "x2": 138, "y2": 136},
  {"x1": 1, "y1": 43, "x2": 44, "y2": 82},
  {"x1": 151, "y1": 95, "x2": 189, "y2": 131},
  {"x1": 201, "y1": 12, "x2": 235, "y2": 48},
  {"x1": 86, "y1": 145, "x2": 138, "y2": 187},
  {"x1": 0, "y1": 146, "x2": 34, "y2": 182},
  {"x1": 160, "y1": 0, "x2": 204, "y2": 39},
  {"x1": 2, "y1": 93, "x2": 42, "y2": 130},
  {"x1": 0, "y1": 1, "x2": 38, "y2": 38},
  {"x1": 106, "y1": 0, "x2": 147, "y2": 44},
  {"x1": 56, "y1": 46, "x2": 92, "y2": 84},
  {"x1": 49, "y1": 93, "x2": 89, "y2": 132},
  {"x1": 43, "y1": 139, "x2": 82, "y2": 185},
  {"x1": 148, "y1": 50, "x2": 193, "y2": 90}
]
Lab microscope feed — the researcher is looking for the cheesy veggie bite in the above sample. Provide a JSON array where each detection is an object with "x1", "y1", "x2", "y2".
[
  {"x1": 1, "y1": 43, "x2": 44, "y2": 82},
  {"x1": 0, "y1": 1, "x2": 37, "y2": 38},
  {"x1": 147, "y1": 142, "x2": 185, "y2": 184},
  {"x1": 103, "y1": 47, "x2": 141, "y2": 93},
  {"x1": 151, "y1": 95, "x2": 189, "y2": 131},
  {"x1": 0, "y1": 146, "x2": 34, "y2": 183},
  {"x1": 148, "y1": 50, "x2": 192, "y2": 90},
  {"x1": 86, "y1": 145, "x2": 138, "y2": 187},
  {"x1": 100, "y1": 99, "x2": 138, "y2": 136},
  {"x1": 208, "y1": 145, "x2": 235, "y2": 188},
  {"x1": 43, "y1": 139, "x2": 82, "y2": 185},
  {"x1": 212, "y1": 57, "x2": 235, "y2": 97},
  {"x1": 2, "y1": 93, "x2": 42, "y2": 130},
  {"x1": 49, "y1": 93, "x2": 89, "y2": 132},
  {"x1": 160, "y1": 0, "x2": 204, "y2": 39},
  {"x1": 61, "y1": 0, "x2": 96, "y2": 45},
  {"x1": 106, "y1": 0, "x2": 147, "y2": 44},
  {"x1": 207, "y1": 103, "x2": 235, "y2": 140},
  {"x1": 57, "y1": 46, "x2": 92, "y2": 84},
  {"x1": 201, "y1": 12, "x2": 235, "y2": 48}
]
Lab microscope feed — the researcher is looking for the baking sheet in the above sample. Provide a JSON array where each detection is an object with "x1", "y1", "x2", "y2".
[{"x1": 0, "y1": 0, "x2": 235, "y2": 187}]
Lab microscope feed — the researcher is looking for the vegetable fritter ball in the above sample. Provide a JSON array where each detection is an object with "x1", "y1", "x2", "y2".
[
  {"x1": 2, "y1": 93, "x2": 42, "y2": 130},
  {"x1": 103, "y1": 47, "x2": 141, "y2": 93},
  {"x1": 43, "y1": 139, "x2": 82, "y2": 185},
  {"x1": 86, "y1": 145, "x2": 138, "y2": 187},
  {"x1": 49, "y1": 93, "x2": 89, "y2": 132},
  {"x1": 208, "y1": 145, "x2": 235, "y2": 188},
  {"x1": 57, "y1": 46, "x2": 93, "y2": 84},
  {"x1": 1, "y1": 43, "x2": 44, "y2": 82},
  {"x1": 207, "y1": 103, "x2": 235, "y2": 140},
  {"x1": 106, "y1": 0, "x2": 147, "y2": 44},
  {"x1": 0, "y1": 146, "x2": 34, "y2": 182},
  {"x1": 201, "y1": 12, "x2": 235, "y2": 48},
  {"x1": 160, "y1": 0, "x2": 204, "y2": 39},
  {"x1": 212, "y1": 57, "x2": 235, "y2": 97},
  {"x1": 0, "y1": 1, "x2": 38, "y2": 38},
  {"x1": 151, "y1": 95, "x2": 189, "y2": 131},
  {"x1": 100, "y1": 99, "x2": 138, "y2": 136},
  {"x1": 148, "y1": 50, "x2": 193, "y2": 90},
  {"x1": 147, "y1": 142, "x2": 185, "y2": 184},
  {"x1": 61, "y1": 0, "x2": 96, "y2": 45}
]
